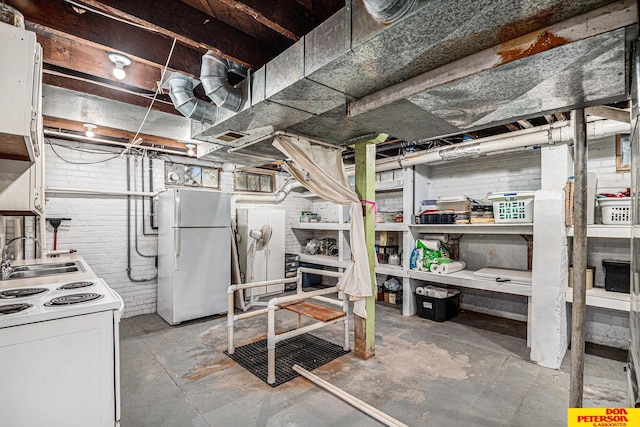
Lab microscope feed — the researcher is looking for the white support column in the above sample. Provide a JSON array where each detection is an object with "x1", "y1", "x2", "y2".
[
  {"x1": 541, "y1": 142, "x2": 573, "y2": 190},
  {"x1": 402, "y1": 167, "x2": 417, "y2": 316},
  {"x1": 530, "y1": 190, "x2": 569, "y2": 368}
]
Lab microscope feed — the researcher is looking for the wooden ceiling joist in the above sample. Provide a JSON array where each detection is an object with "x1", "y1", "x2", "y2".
[
  {"x1": 73, "y1": 0, "x2": 275, "y2": 67},
  {"x1": 517, "y1": 120, "x2": 533, "y2": 129},
  {"x1": 43, "y1": 72, "x2": 180, "y2": 116},
  {"x1": 217, "y1": 0, "x2": 320, "y2": 41},
  {"x1": 43, "y1": 116, "x2": 188, "y2": 150},
  {"x1": 9, "y1": 0, "x2": 204, "y2": 76},
  {"x1": 36, "y1": 31, "x2": 163, "y2": 92}
]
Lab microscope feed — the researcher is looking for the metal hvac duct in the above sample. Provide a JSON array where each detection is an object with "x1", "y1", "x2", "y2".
[
  {"x1": 201, "y1": 51, "x2": 248, "y2": 112},
  {"x1": 363, "y1": 0, "x2": 416, "y2": 23},
  {"x1": 164, "y1": 73, "x2": 217, "y2": 124},
  {"x1": 231, "y1": 177, "x2": 302, "y2": 204}
]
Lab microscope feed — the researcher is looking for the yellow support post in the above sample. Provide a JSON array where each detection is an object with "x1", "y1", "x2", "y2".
[{"x1": 353, "y1": 133, "x2": 387, "y2": 359}]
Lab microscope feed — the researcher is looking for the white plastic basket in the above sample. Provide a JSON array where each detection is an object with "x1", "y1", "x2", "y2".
[
  {"x1": 487, "y1": 191, "x2": 535, "y2": 223},
  {"x1": 599, "y1": 197, "x2": 631, "y2": 224}
]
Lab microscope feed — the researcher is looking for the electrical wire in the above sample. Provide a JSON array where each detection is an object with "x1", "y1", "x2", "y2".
[
  {"x1": 122, "y1": 37, "x2": 177, "y2": 156},
  {"x1": 62, "y1": 0, "x2": 160, "y2": 33},
  {"x1": 46, "y1": 138, "x2": 122, "y2": 164}
]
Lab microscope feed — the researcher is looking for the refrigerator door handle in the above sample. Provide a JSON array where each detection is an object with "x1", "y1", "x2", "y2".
[
  {"x1": 175, "y1": 191, "x2": 181, "y2": 227},
  {"x1": 174, "y1": 228, "x2": 181, "y2": 270}
]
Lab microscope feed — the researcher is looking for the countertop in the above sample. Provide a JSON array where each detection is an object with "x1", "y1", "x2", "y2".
[{"x1": 0, "y1": 255, "x2": 98, "y2": 289}]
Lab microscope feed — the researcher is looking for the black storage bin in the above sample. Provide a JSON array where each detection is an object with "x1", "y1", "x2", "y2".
[
  {"x1": 602, "y1": 260, "x2": 630, "y2": 294},
  {"x1": 299, "y1": 261, "x2": 324, "y2": 288},
  {"x1": 415, "y1": 290, "x2": 460, "y2": 322}
]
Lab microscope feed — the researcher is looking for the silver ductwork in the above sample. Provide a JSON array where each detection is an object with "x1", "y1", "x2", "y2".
[
  {"x1": 192, "y1": 0, "x2": 630, "y2": 167},
  {"x1": 363, "y1": 0, "x2": 416, "y2": 23},
  {"x1": 164, "y1": 73, "x2": 217, "y2": 124},
  {"x1": 201, "y1": 51, "x2": 247, "y2": 112},
  {"x1": 231, "y1": 177, "x2": 302, "y2": 204}
]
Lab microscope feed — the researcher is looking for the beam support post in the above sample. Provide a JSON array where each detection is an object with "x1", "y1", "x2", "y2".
[
  {"x1": 353, "y1": 133, "x2": 386, "y2": 360},
  {"x1": 570, "y1": 108, "x2": 588, "y2": 408}
]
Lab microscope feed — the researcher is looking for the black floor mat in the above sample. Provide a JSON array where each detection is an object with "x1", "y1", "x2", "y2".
[{"x1": 225, "y1": 333, "x2": 349, "y2": 387}]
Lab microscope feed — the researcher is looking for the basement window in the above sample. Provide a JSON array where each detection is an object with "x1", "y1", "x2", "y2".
[
  {"x1": 234, "y1": 169, "x2": 275, "y2": 193},
  {"x1": 165, "y1": 163, "x2": 220, "y2": 188}
]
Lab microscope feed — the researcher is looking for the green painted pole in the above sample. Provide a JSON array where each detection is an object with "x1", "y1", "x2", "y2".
[{"x1": 353, "y1": 133, "x2": 387, "y2": 359}]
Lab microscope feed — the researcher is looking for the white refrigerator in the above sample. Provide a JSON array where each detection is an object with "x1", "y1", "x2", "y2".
[{"x1": 158, "y1": 188, "x2": 231, "y2": 325}]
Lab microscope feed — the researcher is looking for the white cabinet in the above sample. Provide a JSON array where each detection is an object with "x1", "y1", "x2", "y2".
[
  {"x1": 0, "y1": 23, "x2": 42, "y2": 162},
  {"x1": 237, "y1": 209, "x2": 285, "y2": 295},
  {"x1": 0, "y1": 24, "x2": 44, "y2": 215}
]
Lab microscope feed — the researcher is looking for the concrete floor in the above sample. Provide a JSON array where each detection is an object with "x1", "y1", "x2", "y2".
[{"x1": 120, "y1": 304, "x2": 627, "y2": 426}]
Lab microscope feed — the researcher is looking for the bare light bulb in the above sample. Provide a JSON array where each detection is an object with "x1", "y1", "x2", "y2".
[
  {"x1": 112, "y1": 62, "x2": 126, "y2": 80},
  {"x1": 185, "y1": 143, "x2": 196, "y2": 157},
  {"x1": 83, "y1": 123, "x2": 96, "y2": 138},
  {"x1": 108, "y1": 53, "x2": 131, "y2": 81}
]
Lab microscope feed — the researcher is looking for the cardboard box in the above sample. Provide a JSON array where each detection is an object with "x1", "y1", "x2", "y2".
[
  {"x1": 379, "y1": 231, "x2": 398, "y2": 246},
  {"x1": 565, "y1": 179, "x2": 574, "y2": 225}
]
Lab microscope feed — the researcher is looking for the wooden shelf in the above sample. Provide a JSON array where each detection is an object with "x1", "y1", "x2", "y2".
[
  {"x1": 566, "y1": 225, "x2": 630, "y2": 239},
  {"x1": 291, "y1": 221, "x2": 407, "y2": 232},
  {"x1": 409, "y1": 223, "x2": 533, "y2": 235},
  {"x1": 565, "y1": 287, "x2": 630, "y2": 312},
  {"x1": 291, "y1": 222, "x2": 349, "y2": 231},
  {"x1": 409, "y1": 269, "x2": 532, "y2": 296},
  {"x1": 375, "y1": 264, "x2": 408, "y2": 278},
  {"x1": 298, "y1": 254, "x2": 350, "y2": 268},
  {"x1": 376, "y1": 223, "x2": 407, "y2": 231}
]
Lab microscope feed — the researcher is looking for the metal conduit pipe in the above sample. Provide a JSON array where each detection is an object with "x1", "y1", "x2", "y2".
[
  {"x1": 363, "y1": 0, "x2": 416, "y2": 24},
  {"x1": 201, "y1": 51, "x2": 247, "y2": 112},
  {"x1": 165, "y1": 73, "x2": 218, "y2": 124},
  {"x1": 346, "y1": 119, "x2": 630, "y2": 175},
  {"x1": 231, "y1": 178, "x2": 303, "y2": 204}
]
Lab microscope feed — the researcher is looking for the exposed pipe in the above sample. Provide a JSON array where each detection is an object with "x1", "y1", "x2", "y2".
[
  {"x1": 345, "y1": 119, "x2": 630, "y2": 175},
  {"x1": 133, "y1": 157, "x2": 156, "y2": 258},
  {"x1": 231, "y1": 177, "x2": 303, "y2": 204},
  {"x1": 201, "y1": 51, "x2": 247, "y2": 112},
  {"x1": 141, "y1": 157, "x2": 158, "y2": 235},
  {"x1": 363, "y1": 0, "x2": 416, "y2": 24},
  {"x1": 44, "y1": 129, "x2": 190, "y2": 157},
  {"x1": 126, "y1": 156, "x2": 157, "y2": 282},
  {"x1": 570, "y1": 109, "x2": 588, "y2": 408},
  {"x1": 46, "y1": 187, "x2": 159, "y2": 197},
  {"x1": 165, "y1": 73, "x2": 218, "y2": 124}
]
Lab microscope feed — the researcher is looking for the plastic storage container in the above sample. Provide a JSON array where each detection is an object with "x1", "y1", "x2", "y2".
[
  {"x1": 488, "y1": 191, "x2": 535, "y2": 223},
  {"x1": 602, "y1": 260, "x2": 630, "y2": 293},
  {"x1": 415, "y1": 289, "x2": 460, "y2": 322},
  {"x1": 598, "y1": 197, "x2": 631, "y2": 225},
  {"x1": 436, "y1": 196, "x2": 472, "y2": 213},
  {"x1": 299, "y1": 261, "x2": 324, "y2": 288}
]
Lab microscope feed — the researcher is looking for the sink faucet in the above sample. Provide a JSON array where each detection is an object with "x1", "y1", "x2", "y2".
[{"x1": 1, "y1": 236, "x2": 39, "y2": 280}]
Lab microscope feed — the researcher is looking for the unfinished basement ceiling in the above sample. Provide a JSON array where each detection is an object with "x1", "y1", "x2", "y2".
[
  {"x1": 6, "y1": 0, "x2": 636, "y2": 163},
  {"x1": 192, "y1": 0, "x2": 634, "y2": 167}
]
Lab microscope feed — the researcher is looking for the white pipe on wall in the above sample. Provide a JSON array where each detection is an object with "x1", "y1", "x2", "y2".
[
  {"x1": 45, "y1": 187, "x2": 162, "y2": 197},
  {"x1": 231, "y1": 178, "x2": 302, "y2": 204},
  {"x1": 345, "y1": 119, "x2": 630, "y2": 175}
]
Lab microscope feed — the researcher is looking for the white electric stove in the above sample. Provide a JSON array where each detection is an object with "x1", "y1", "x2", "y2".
[{"x1": 0, "y1": 278, "x2": 124, "y2": 427}]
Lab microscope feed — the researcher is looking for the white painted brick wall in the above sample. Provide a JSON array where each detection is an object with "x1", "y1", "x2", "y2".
[
  {"x1": 413, "y1": 142, "x2": 629, "y2": 349},
  {"x1": 42, "y1": 141, "x2": 312, "y2": 318}
]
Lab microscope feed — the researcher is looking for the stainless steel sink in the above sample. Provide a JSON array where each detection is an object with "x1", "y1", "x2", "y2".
[{"x1": 6, "y1": 261, "x2": 85, "y2": 280}]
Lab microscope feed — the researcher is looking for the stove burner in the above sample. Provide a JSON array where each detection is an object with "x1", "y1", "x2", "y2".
[
  {"x1": 0, "y1": 288, "x2": 47, "y2": 299},
  {"x1": 44, "y1": 293, "x2": 104, "y2": 307},
  {"x1": 0, "y1": 303, "x2": 33, "y2": 315},
  {"x1": 57, "y1": 281, "x2": 94, "y2": 290}
]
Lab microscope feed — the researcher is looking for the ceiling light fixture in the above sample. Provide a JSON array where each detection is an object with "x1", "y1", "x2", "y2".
[
  {"x1": 108, "y1": 52, "x2": 131, "y2": 80},
  {"x1": 83, "y1": 123, "x2": 97, "y2": 138},
  {"x1": 185, "y1": 143, "x2": 196, "y2": 157}
]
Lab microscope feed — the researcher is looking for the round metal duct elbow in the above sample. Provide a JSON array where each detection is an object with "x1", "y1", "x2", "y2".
[
  {"x1": 363, "y1": 0, "x2": 416, "y2": 24},
  {"x1": 166, "y1": 74, "x2": 217, "y2": 124},
  {"x1": 201, "y1": 52, "x2": 247, "y2": 112}
]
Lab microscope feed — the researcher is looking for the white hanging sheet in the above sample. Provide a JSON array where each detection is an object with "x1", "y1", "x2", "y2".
[{"x1": 272, "y1": 135, "x2": 373, "y2": 318}]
